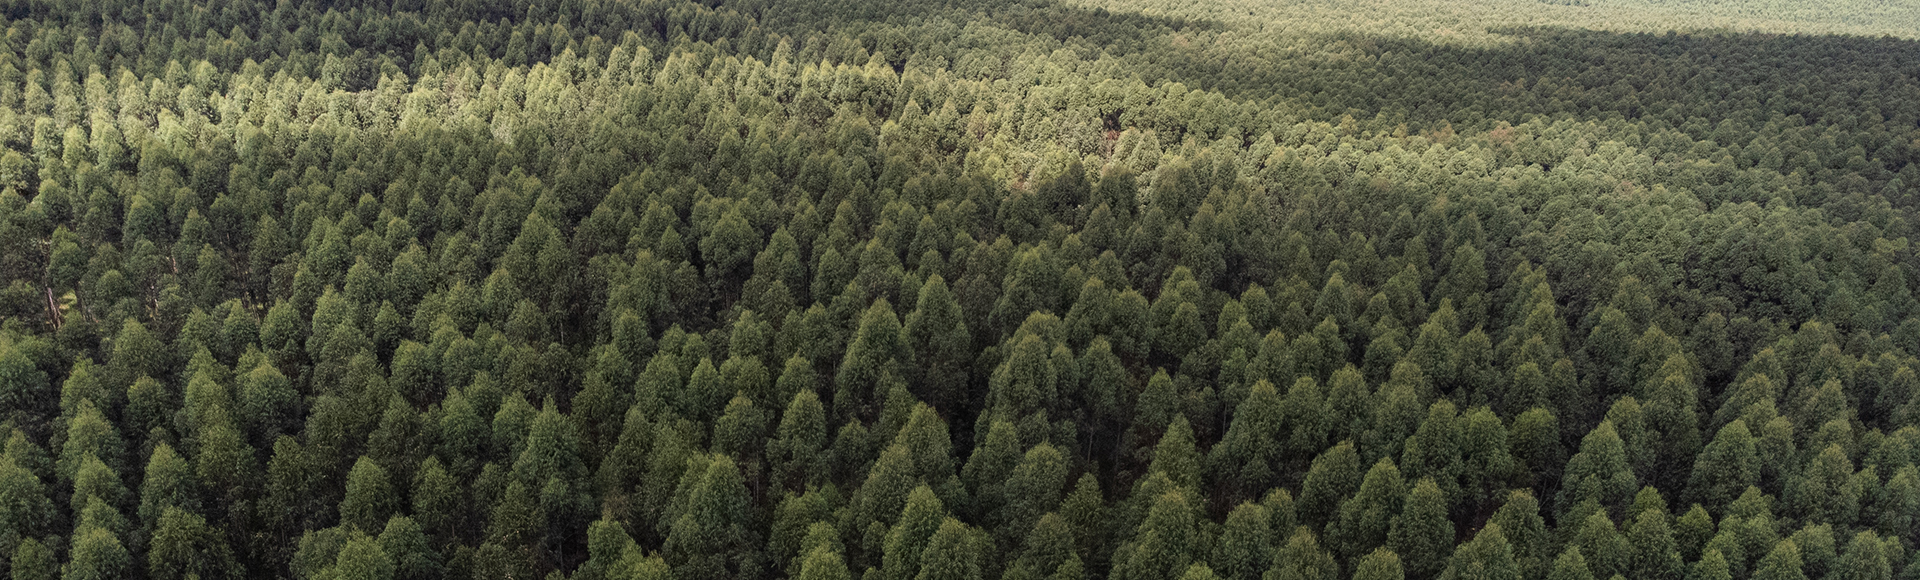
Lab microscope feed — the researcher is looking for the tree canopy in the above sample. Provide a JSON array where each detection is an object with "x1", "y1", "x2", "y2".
[{"x1": 0, "y1": 0, "x2": 1918, "y2": 578}]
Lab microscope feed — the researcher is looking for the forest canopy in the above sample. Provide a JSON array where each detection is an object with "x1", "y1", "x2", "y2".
[{"x1": 0, "y1": 0, "x2": 1917, "y2": 579}]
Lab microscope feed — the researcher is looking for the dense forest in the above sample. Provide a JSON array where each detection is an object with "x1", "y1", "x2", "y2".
[{"x1": 0, "y1": 0, "x2": 1918, "y2": 579}]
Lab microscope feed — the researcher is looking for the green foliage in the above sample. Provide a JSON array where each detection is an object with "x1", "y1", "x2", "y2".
[
  {"x1": 1329, "y1": 456, "x2": 1405, "y2": 561},
  {"x1": 342, "y1": 457, "x2": 397, "y2": 534},
  {"x1": 1113, "y1": 489, "x2": 1199, "y2": 580},
  {"x1": 1626, "y1": 506, "x2": 1684, "y2": 580},
  {"x1": 0, "y1": 456, "x2": 53, "y2": 557},
  {"x1": 1268, "y1": 527, "x2": 1340, "y2": 580},
  {"x1": 147, "y1": 507, "x2": 241, "y2": 580},
  {"x1": 13, "y1": 537, "x2": 55, "y2": 580},
  {"x1": 0, "y1": 0, "x2": 1912, "y2": 577},
  {"x1": 1687, "y1": 420, "x2": 1759, "y2": 513},
  {"x1": 1753, "y1": 540, "x2": 1808, "y2": 580},
  {"x1": 377, "y1": 516, "x2": 445, "y2": 580},
  {"x1": 1212, "y1": 503, "x2": 1273, "y2": 580},
  {"x1": 1572, "y1": 511, "x2": 1631, "y2": 580},
  {"x1": 662, "y1": 455, "x2": 760, "y2": 579},
  {"x1": 1354, "y1": 549, "x2": 1406, "y2": 580},
  {"x1": 916, "y1": 519, "x2": 984, "y2": 580},
  {"x1": 1692, "y1": 550, "x2": 1734, "y2": 580},
  {"x1": 796, "y1": 545, "x2": 853, "y2": 580},
  {"x1": 1389, "y1": 478, "x2": 1455, "y2": 579},
  {"x1": 883, "y1": 485, "x2": 949, "y2": 580},
  {"x1": 62, "y1": 526, "x2": 129, "y2": 580},
  {"x1": 329, "y1": 533, "x2": 396, "y2": 580},
  {"x1": 1558, "y1": 421, "x2": 1638, "y2": 521},
  {"x1": 1488, "y1": 491, "x2": 1548, "y2": 579},
  {"x1": 1547, "y1": 547, "x2": 1595, "y2": 580},
  {"x1": 770, "y1": 389, "x2": 829, "y2": 490},
  {"x1": 1438, "y1": 523, "x2": 1519, "y2": 580}
]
